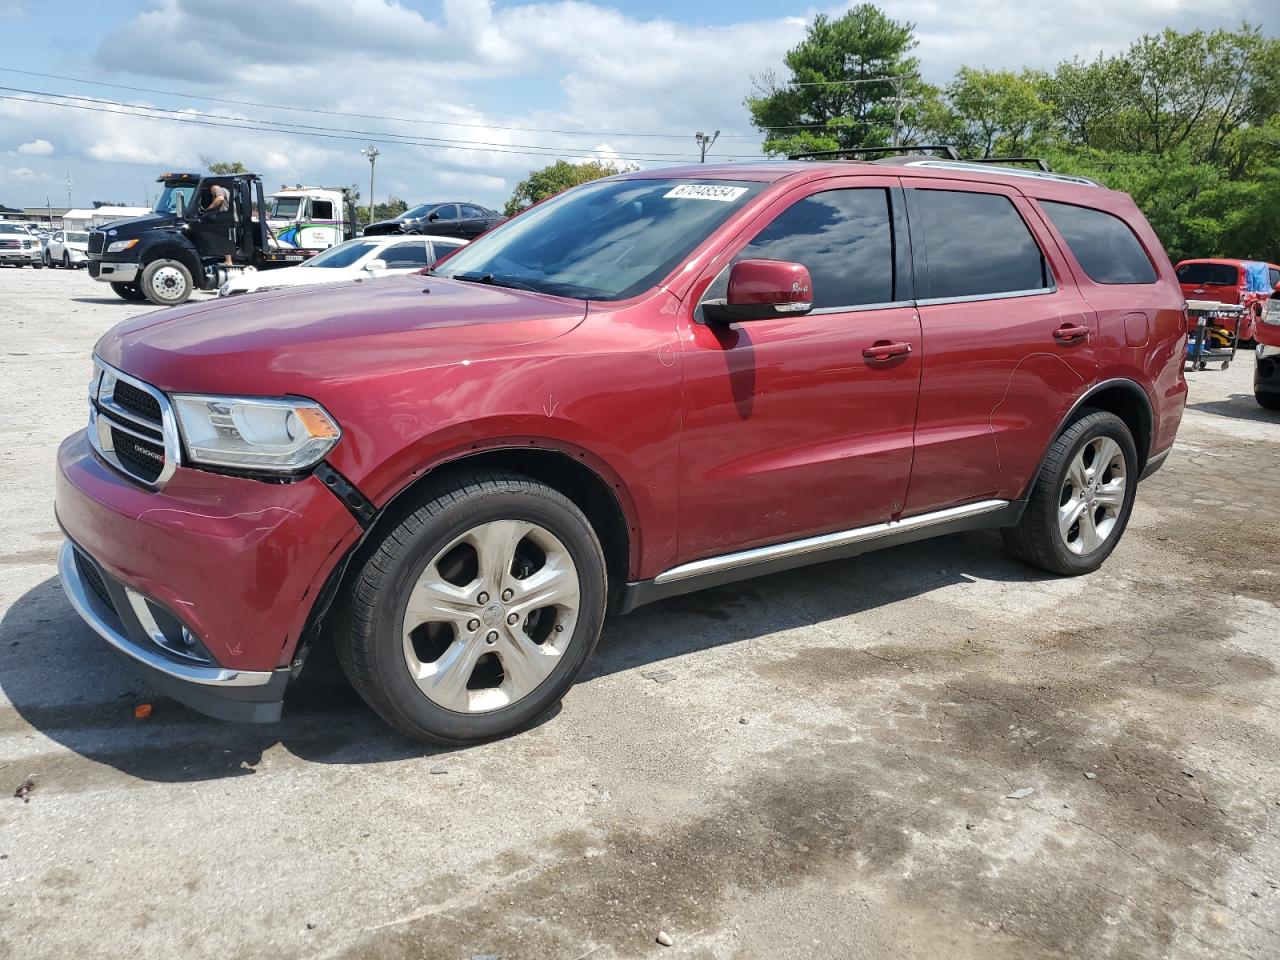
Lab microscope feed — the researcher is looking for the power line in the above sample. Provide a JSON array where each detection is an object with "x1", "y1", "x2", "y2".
[
  {"x1": 0, "y1": 91, "x2": 772, "y2": 164},
  {"x1": 0, "y1": 65, "x2": 774, "y2": 140},
  {"x1": 1, "y1": 86, "x2": 774, "y2": 161}
]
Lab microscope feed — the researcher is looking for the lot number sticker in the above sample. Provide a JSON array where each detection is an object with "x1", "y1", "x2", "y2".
[{"x1": 664, "y1": 184, "x2": 749, "y2": 202}]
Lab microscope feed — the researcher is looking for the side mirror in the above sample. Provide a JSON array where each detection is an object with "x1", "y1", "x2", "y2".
[
  {"x1": 427, "y1": 212, "x2": 440, "y2": 222},
  {"x1": 174, "y1": 193, "x2": 187, "y2": 219},
  {"x1": 702, "y1": 259, "x2": 814, "y2": 324},
  {"x1": 364, "y1": 258, "x2": 387, "y2": 273}
]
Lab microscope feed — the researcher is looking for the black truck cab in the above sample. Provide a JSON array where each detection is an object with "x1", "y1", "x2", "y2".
[{"x1": 87, "y1": 172, "x2": 318, "y2": 306}]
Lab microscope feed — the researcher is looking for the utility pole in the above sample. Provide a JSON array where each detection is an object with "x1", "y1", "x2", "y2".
[
  {"x1": 66, "y1": 171, "x2": 72, "y2": 209},
  {"x1": 885, "y1": 76, "x2": 914, "y2": 150},
  {"x1": 360, "y1": 146, "x2": 380, "y2": 225},
  {"x1": 694, "y1": 130, "x2": 720, "y2": 163}
]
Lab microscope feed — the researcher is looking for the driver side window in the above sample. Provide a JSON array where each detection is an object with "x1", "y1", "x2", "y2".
[{"x1": 705, "y1": 188, "x2": 897, "y2": 310}]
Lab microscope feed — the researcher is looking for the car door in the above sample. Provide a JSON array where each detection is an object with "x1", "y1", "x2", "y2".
[
  {"x1": 902, "y1": 179, "x2": 1097, "y2": 515},
  {"x1": 457, "y1": 205, "x2": 488, "y2": 238},
  {"x1": 380, "y1": 240, "x2": 431, "y2": 272},
  {"x1": 50, "y1": 231, "x2": 63, "y2": 259},
  {"x1": 677, "y1": 177, "x2": 922, "y2": 564},
  {"x1": 426, "y1": 204, "x2": 460, "y2": 235}
]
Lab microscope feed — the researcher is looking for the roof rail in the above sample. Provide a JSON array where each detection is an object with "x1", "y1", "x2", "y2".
[
  {"x1": 964, "y1": 157, "x2": 1051, "y2": 171},
  {"x1": 888, "y1": 159, "x2": 1103, "y2": 188},
  {"x1": 788, "y1": 144, "x2": 962, "y2": 161}
]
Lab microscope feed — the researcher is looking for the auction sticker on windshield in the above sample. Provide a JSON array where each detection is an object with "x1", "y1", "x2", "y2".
[{"x1": 663, "y1": 184, "x2": 750, "y2": 202}]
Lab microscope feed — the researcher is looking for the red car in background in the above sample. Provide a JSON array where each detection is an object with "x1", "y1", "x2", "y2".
[
  {"x1": 1255, "y1": 289, "x2": 1280, "y2": 410},
  {"x1": 1175, "y1": 258, "x2": 1280, "y2": 342}
]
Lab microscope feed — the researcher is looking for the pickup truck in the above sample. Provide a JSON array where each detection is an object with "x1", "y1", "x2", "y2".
[{"x1": 86, "y1": 171, "x2": 324, "y2": 306}]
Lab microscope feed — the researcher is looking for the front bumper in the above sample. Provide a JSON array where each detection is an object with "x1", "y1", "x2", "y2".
[
  {"x1": 87, "y1": 259, "x2": 139, "y2": 283},
  {"x1": 55, "y1": 430, "x2": 361, "y2": 722},
  {"x1": 0, "y1": 248, "x2": 39, "y2": 263}
]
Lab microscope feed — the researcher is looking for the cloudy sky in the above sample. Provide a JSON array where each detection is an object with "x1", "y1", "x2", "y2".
[{"x1": 0, "y1": 0, "x2": 1272, "y2": 212}]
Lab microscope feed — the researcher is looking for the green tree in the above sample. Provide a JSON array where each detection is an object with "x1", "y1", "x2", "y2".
[
  {"x1": 941, "y1": 68, "x2": 1053, "y2": 157},
  {"x1": 199, "y1": 156, "x2": 249, "y2": 174},
  {"x1": 746, "y1": 5, "x2": 920, "y2": 157},
  {"x1": 503, "y1": 159, "x2": 630, "y2": 217}
]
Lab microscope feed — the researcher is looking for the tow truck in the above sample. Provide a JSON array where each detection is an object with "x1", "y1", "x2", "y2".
[
  {"x1": 86, "y1": 171, "x2": 324, "y2": 306},
  {"x1": 266, "y1": 186, "x2": 357, "y2": 250}
]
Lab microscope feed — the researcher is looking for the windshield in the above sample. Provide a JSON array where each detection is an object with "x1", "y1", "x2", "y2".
[
  {"x1": 268, "y1": 197, "x2": 303, "y2": 220},
  {"x1": 434, "y1": 178, "x2": 764, "y2": 300},
  {"x1": 154, "y1": 184, "x2": 197, "y2": 216},
  {"x1": 1177, "y1": 262, "x2": 1239, "y2": 286},
  {"x1": 0, "y1": 224, "x2": 22, "y2": 234},
  {"x1": 67, "y1": 232, "x2": 89, "y2": 243},
  {"x1": 400, "y1": 204, "x2": 439, "y2": 220},
  {"x1": 300, "y1": 238, "x2": 382, "y2": 268}
]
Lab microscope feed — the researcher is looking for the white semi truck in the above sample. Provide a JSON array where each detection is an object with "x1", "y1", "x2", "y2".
[{"x1": 265, "y1": 186, "x2": 358, "y2": 249}]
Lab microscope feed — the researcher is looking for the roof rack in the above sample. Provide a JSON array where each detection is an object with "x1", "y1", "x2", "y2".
[
  {"x1": 965, "y1": 157, "x2": 1051, "y2": 171},
  {"x1": 788, "y1": 144, "x2": 961, "y2": 161},
  {"x1": 888, "y1": 158, "x2": 1102, "y2": 187}
]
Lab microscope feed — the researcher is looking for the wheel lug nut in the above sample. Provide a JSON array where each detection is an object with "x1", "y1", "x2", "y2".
[
  {"x1": 486, "y1": 631, "x2": 498, "y2": 644},
  {"x1": 467, "y1": 619, "x2": 480, "y2": 632},
  {"x1": 477, "y1": 592, "x2": 489, "y2": 604},
  {"x1": 507, "y1": 613, "x2": 519, "y2": 625},
  {"x1": 555, "y1": 624, "x2": 564, "y2": 633},
  {"x1": 502, "y1": 589, "x2": 513, "y2": 601}
]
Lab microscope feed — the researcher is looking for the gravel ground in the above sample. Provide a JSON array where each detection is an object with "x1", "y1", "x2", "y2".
[{"x1": 1, "y1": 265, "x2": 1279, "y2": 960}]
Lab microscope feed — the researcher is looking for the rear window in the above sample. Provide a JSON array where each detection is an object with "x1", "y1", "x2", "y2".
[
  {"x1": 1176, "y1": 262, "x2": 1239, "y2": 286},
  {"x1": 1040, "y1": 201, "x2": 1156, "y2": 284},
  {"x1": 913, "y1": 190, "x2": 1050, "y2": 299}
]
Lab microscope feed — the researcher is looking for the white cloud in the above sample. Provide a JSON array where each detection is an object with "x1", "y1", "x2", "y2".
[
  {"x1": 17, "y1": 138, "x2": 53, "y2": 156},
  {"x1": 0, "y1": 0, "x2": 1270, "y2": 210}
]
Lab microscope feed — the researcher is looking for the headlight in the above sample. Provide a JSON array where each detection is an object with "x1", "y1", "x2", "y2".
[
  {"x1": 106, "y1": 239, "x2": 139, "y2": 253},
  {"x1": 171, "y1": 394, "x2": 341, "y2": 473}
]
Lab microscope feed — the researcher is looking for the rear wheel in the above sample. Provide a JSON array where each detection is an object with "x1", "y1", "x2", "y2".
[
  {"x1": 141, "y1": 258, "x2": 194, "y2": 306},
  {"x1": 1256, "y1": 392, "x2": 1280, "y2": 411},
  {"x1": 110, "y1": 281, "x2": 148, "y2": 302},
  {"x1": 1003, "y1": 410, "x2": 1138, "y2": 576},
  {"x1": 62, "y1": 251, "x2": 70, "y2": 269},
  {"x1": 336, "y1": 472, "x2": 607, "y2": 744}
]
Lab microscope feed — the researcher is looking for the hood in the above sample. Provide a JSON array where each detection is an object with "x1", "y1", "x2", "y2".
[
  {"x1": 95, "y1": 211, "x2": 176, "y2": 236},
  {"x1": 95, "y1": 273, "x2": 587, "y2": 395},
  {"x1": 362, "y1": 218, "x2": 405, "y2": 235}
]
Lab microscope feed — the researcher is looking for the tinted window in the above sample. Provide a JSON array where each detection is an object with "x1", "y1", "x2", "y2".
[
  {"x1": 1176, "y1": 262, "x2": 1239, "y2": 286},
  {"x1": 381, "y1": 242, "x2": 429, "y2": 268},
  {"x1": 432, "y1": 204, "x2": 459, "y2": 221},
  {"x1": 460, "y1": 205, "x2": 485, "y2": 218},
  {"x1": 428, "y1": 240, "x2": 463, "y2": 263},
  {"x1": 914, "y1": 190, "x2": 1049, "y2": 299},
  {"x1": 300, "y1": 238, "x2": 382, "y2": 268},
  {"x1": 736, "y1": 189, "x2": 895, "y2": 308},
  {"x1": 311, "y1": 199, "x2": 334, "y2": 220},
  {"x1": 1041, "y1": 201, "x2": 1156, "y2": 284},
  {"x1": 1270, "y1": 267, "x2": 1280, "y2": 289}
]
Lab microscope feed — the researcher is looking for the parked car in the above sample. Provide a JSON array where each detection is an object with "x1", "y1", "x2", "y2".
[
  {"x1": 56, "y1": 160, "x2": 1186, "y2": 743},
  {"x1": 1175, "y1": 258, "x2": 1280, "y2": 342},
  {"x1": 1254, "y1": 285, "x2": 1280, "y2": 410},
  {"x1": 45, "y1": 229, "x2": 90, "y2": 269},
  {"x1": 0, "y1": 222, "x2": 42, "y2": 268},
  {"x1": 363, "y1": 202, "x2": 505, "y2": 240},
  {"x1": 219, "y1": 234, "x2": 466, "y2": 297}
]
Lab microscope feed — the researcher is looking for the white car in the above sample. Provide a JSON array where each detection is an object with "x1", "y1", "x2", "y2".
[
  {"x1": 0, "y1": 222, "x2": 42, "y2": 268},
  {"x1": 45, "y1": 229, "x2": 90, "y2": 269},
  {"x1": 218, "y1": 234, "x2": 467, "y2": 297}
]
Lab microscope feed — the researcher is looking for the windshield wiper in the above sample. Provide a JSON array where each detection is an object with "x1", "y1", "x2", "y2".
[{"x1": 452, "y1": 272, "x2": 543, "y2": 294}]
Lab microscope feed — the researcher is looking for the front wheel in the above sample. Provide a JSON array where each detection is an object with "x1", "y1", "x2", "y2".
[
  {"x1": 110, "y1": 281, "x2": 149, "y2": 302},
  {"x1": 336, "y1": 472, "x2": 607, "y2": 744},
  {"x1": 140, "y1": 258, "x2": 194, "y2": 306},
  {"x1": 1002, "y1": 410, "x2": 1138, "y2": 576},
  {"x1": 43, "y1": 250, "x2": 52, "y2": 267}
]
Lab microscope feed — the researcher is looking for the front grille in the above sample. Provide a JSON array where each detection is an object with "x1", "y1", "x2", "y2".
[
  {"x1": 88, "y1": 231, "x2": 105, "y2": 255},
  {"x1": 89, "y1": 360, "x2": 176, "y2": 488},
  {"x1": 113, "y1": 380, "x2": 162, "y2": 423},
  {"x1": 111, "y1": 428, "x2": 165, "y2": 483},
  {"x1": 0, "y1": 240, "x2": 20, "y2": 250},
  {"x1": 74, "y1": 550, "x2": 114, "y2": 612}
]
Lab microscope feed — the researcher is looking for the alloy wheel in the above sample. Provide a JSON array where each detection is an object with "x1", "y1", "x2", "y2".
[
  {"x1": 401, "y1": 519, "x2": 581, "y2": 714},
  {"x1": 1058, "y1": 436, "x2": 1126, "y2": 555}
]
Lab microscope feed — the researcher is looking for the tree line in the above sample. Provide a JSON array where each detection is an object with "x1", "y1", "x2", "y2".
[{"x1": 747, "y1": 5, "x2": 1280, "y2": 262}]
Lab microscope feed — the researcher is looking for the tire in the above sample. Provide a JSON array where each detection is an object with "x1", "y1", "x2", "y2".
[
  {"x1": 43, "y1": 250, "x2": 52, "y2": 268},
  {"x1": 62, "y1": 252, "x2": 70, "y2": 269},
  {"x1": 140, "y1": 258, "x2": 194, "y2": 306},
  {"x1": 1256, "y1": 392, "x2": 1280, "y2": 411},
  {"x1": 336, "y1": 472, "x2": 607, "y2": 744},
  {"x1": 31, "y1": 260, "x2": 42, "y2": 270},
  {"x1": 1002, "y1": 409, "x2": 1138, "y2": 576},
  {"x1": 110, "y1": 281, "x2": 149, "y2": 302}
]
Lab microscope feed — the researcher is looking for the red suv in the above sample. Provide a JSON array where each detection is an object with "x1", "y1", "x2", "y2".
[
  {"x1": 56, "y1": 160, "x2": 1187, "y2": 743},
  {"x1": 1175, "y1": 258, "x2": 1280, "y2": 342}
]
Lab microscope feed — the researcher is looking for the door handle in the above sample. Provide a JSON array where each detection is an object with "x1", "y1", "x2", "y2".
[
  {"x1": 1053, "y1": 324, "x2": 1090, "y2": 343},
  {"x1": 863, "y1": 340, "x2": 913, "y2": 361}
]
